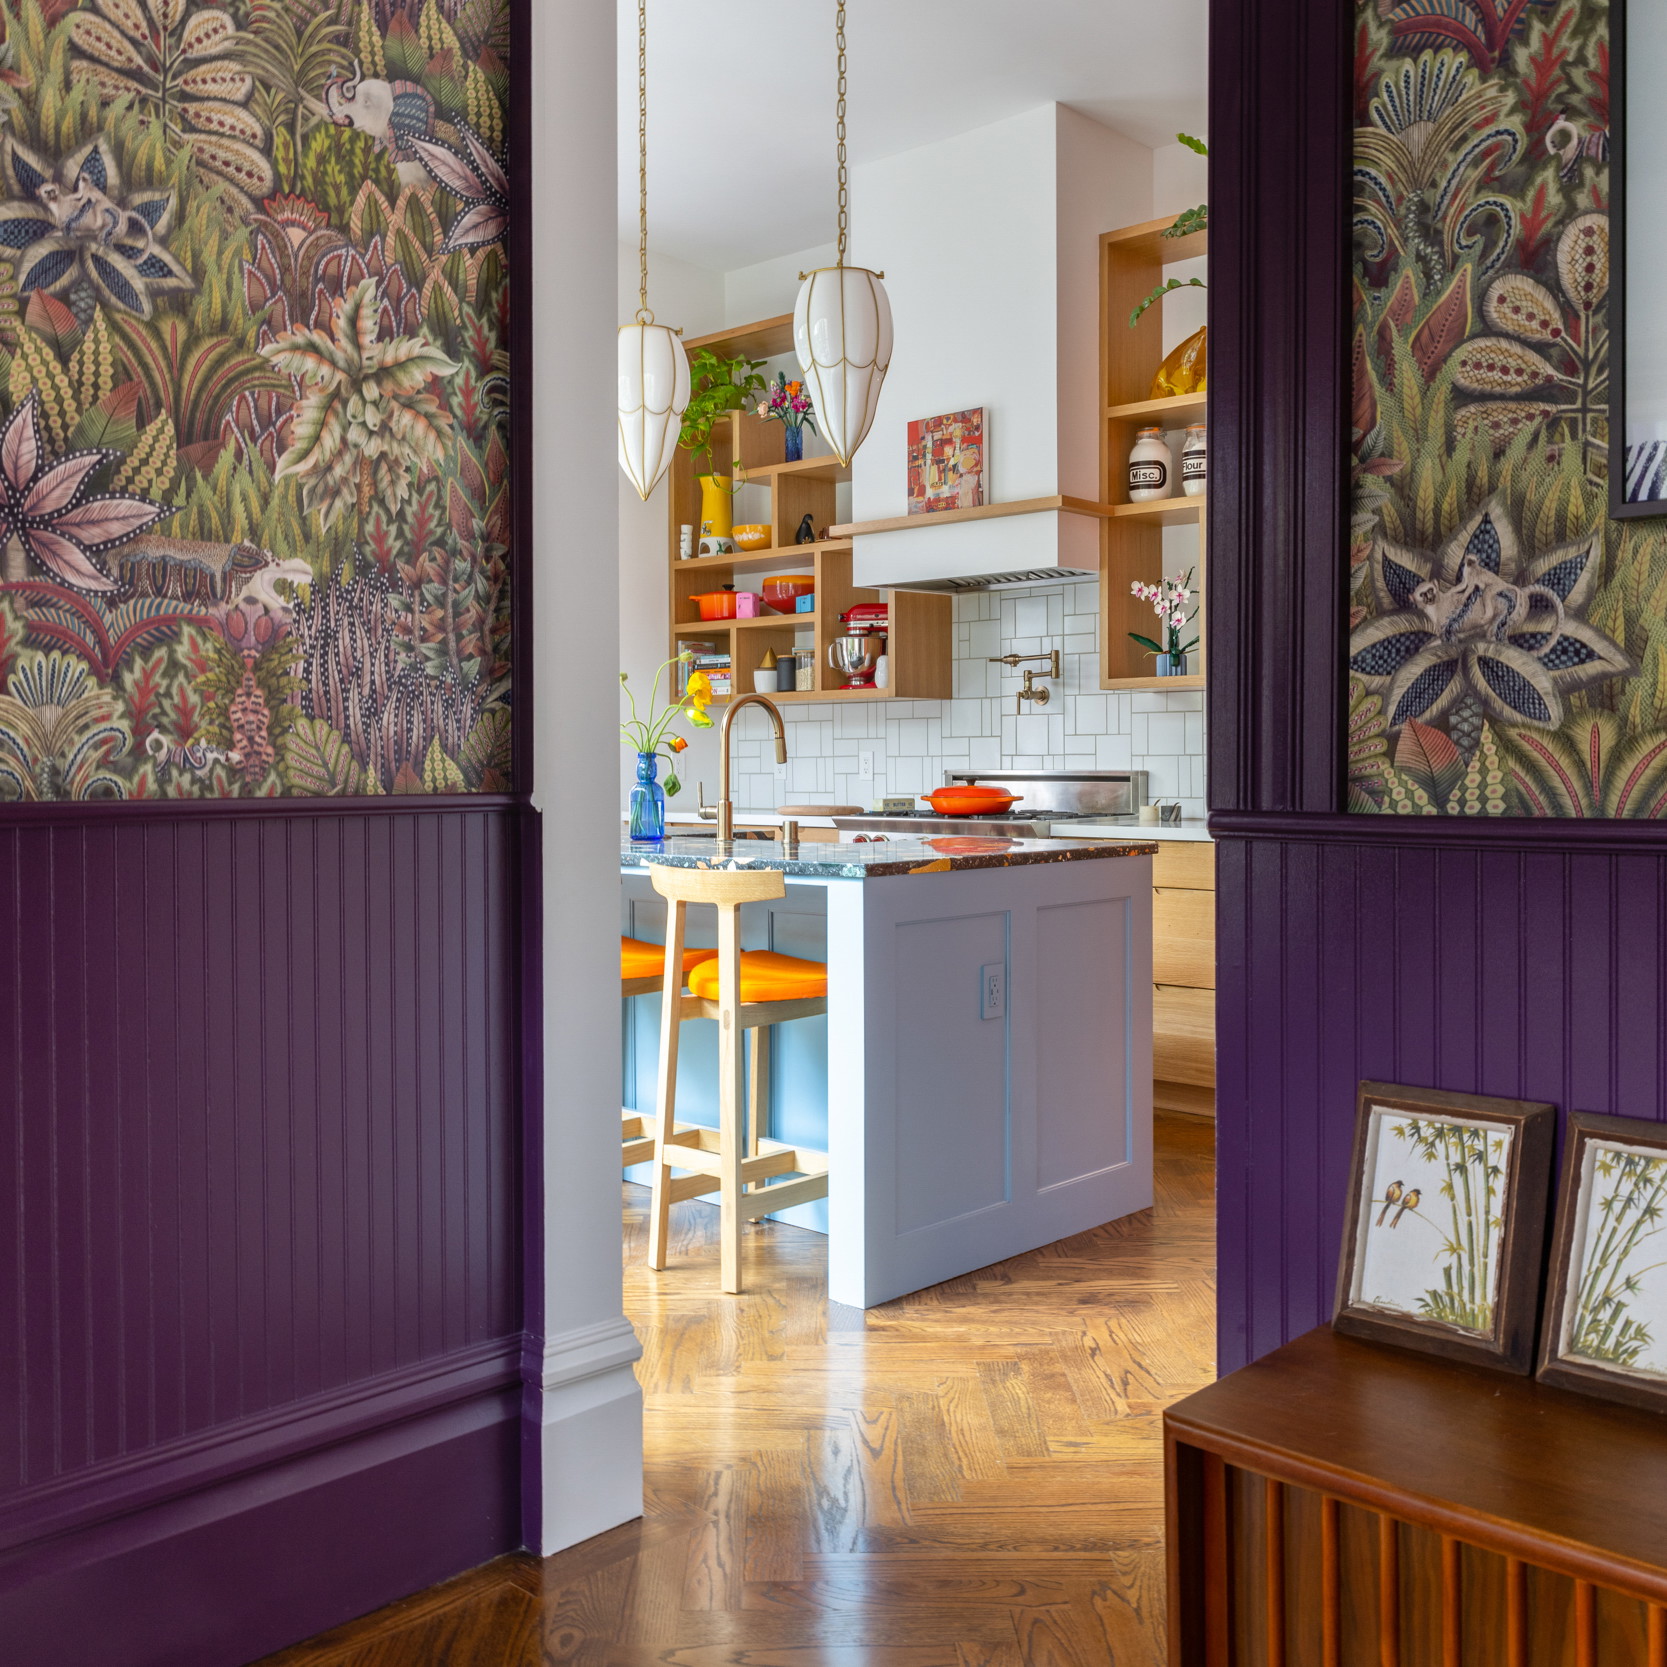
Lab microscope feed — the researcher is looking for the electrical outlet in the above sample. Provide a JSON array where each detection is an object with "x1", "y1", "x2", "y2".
[
  {"x1": 859, "y1": 749, "x2": 876, "y2": 781},
  {"x1": 980, "y1": 962, "x2": 1005, "y2": 1021}
]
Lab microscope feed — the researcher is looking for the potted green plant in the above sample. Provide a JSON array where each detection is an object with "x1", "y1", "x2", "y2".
[{"x1": 679, "y1": 349, "x2": 768, "y2": 539}]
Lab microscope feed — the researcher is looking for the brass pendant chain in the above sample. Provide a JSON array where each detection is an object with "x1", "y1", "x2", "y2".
[
  {"x1": 835, "y1": 0, "x2": 848, "y2": 266},
  {"x1": 636, "y1": 0, "x2": 653, "y2": 324}
]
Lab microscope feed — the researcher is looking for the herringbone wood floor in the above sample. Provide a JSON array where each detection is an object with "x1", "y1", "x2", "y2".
[{"x1": 256, "y1": 1113, "x2": 1216, "y2": 1666}]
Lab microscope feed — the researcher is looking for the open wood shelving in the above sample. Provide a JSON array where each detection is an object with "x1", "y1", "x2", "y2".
[
  {"x1": 666, "y1": 316, "x2": 951, "y2": 708},
  {"x1": 1099, "y1": 215, "x2": 1208, "y2": 690}
]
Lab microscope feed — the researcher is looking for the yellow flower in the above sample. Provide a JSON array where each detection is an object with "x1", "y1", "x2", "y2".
[{"x1": 684, "y1": 670, "x2": 715, "y2": 728}]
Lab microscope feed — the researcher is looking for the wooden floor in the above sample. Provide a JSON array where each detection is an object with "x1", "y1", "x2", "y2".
[{"x1": 255, "y1": 1114, "x2": 1216, "y2": 1666}]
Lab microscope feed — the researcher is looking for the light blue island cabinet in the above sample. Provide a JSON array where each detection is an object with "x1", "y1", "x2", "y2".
[{"x1": 621, "y1": 834, "x2": 1156, "y2": 1307}]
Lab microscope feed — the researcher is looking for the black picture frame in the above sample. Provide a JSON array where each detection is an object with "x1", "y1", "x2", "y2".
[
  {"x1": 1610, "y1": 0, "x2": 1667, "y2": 519},
  {"x1": 1537, "y1": 1111, "x2": 1667, "y2": 1414},
  {"x1": 1334, "y1": 1082, "x2": 1557, "y2": 1373}
]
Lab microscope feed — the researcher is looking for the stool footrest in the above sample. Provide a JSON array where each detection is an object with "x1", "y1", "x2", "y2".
[
  {"x1": 739, "y1": 1172, "x2": 830, "y2": 1218},
  {"x1": 680, "y1": 994, "x2": 829, "y2": 1027}
]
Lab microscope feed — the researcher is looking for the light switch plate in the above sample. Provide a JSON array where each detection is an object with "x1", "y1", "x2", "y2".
[
  {"x1": 980, "y1": 962, "x2": 1005, "y2": 1021},
  {"x1": 859, "y1": 749, "x2": 876, "y2": 781}
]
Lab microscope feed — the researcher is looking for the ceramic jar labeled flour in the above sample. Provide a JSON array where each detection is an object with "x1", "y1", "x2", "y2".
[
  {"x1": 1127, "y1": 426, "x2": 1172, "y2": 501},
  {"x1": 1181, "y1": 424, "x2": 1207, "y2": 497}
]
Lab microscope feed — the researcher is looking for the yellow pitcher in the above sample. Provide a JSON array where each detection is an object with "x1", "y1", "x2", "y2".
[{"x1": 697, "y1": 474, "x2": 734, "y2": 540}]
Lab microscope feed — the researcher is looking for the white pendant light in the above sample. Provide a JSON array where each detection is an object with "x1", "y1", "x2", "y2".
[
  {"x1": 617, "y1": 0, "x2": 688, "y2": 500},
  {"x1": 794, "y1": 1, "x2": 892, "y2": 468}
]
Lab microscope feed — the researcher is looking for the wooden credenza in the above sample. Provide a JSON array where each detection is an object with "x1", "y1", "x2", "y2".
[
  {"x1": 1153, "y1": 839, "x2": 1216, "y2": 1117},
  {"x1": 1166, "y1": 1326, "x2": 1667, "y2": 1666}
]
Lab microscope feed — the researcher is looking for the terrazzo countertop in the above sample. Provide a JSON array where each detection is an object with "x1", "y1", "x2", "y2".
[{"x1": 620, "y1": 834, "x2": 1158, "y2": 880}]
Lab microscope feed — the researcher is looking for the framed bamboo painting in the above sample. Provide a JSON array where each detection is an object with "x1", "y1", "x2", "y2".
[
  {"x1": 1334, "y1": 1083, "x2": 1556, "y2": 1373},
  {"x1": 1538, "y1": 1112, "x2": 1667, "y2": 1413}
]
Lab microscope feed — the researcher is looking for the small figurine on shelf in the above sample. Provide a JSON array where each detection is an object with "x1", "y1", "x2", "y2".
[
  {"x1": 1129, "y1": 570, "x2": 1200, "y2": 677},
  {"x1": 796, "y1": 513, "x2": 817, "y2": 544}
]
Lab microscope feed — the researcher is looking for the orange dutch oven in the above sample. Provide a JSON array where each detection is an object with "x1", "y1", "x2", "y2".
[{"x1": 920, "y1": 785, "x2": 1024, "y2": 817}]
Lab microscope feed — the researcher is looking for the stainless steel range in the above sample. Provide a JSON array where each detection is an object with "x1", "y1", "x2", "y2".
[{"x1": 831, "y1": 770, "x2": 1149, "y2": 839}]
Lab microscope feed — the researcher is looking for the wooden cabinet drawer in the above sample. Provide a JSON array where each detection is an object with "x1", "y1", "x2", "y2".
[
  {"x1": 1153, "y1": 886, "x2": 1215, "y2": 988},
  {"x1": 1154, "y1": 984, "x2": 1215, "y2": 1087},
  {"x1": 1153, "y1": 841, "x2": 1215, "y2": 891}
]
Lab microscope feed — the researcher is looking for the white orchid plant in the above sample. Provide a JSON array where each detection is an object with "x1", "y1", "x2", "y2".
[{"x1": 1129, "y1": 570, "x2": 1199, "y2": 665}]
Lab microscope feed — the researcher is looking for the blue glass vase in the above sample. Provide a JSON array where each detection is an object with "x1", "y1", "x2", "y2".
[
  {"x1": 629, "y1": 751, "x2": 667, "y2": 842},
  {"x1": 784, "y1": 425, "x2": 804, "y2": 463}
]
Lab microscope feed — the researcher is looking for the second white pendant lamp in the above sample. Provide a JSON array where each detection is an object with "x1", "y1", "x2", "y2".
[
  {"x1": 794, "y1": 1, "x2": 892, "y2": 468},
  {"x1": 617, "y1": 0, "x2": 689, "y2": 500}
]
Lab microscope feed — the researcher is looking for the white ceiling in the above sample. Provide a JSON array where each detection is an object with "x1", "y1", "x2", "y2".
[{"x1": 620, "y1": 0, "x2": 1208, "y2": 271}]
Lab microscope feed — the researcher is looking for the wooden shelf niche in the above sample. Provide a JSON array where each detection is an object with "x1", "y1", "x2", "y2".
[
  {"x1": 666, "y1": 316, "x2": 950, "y2": 707},
  {"x1": 1100, "y1": 216, "x2": 1208, "y2": 690}
]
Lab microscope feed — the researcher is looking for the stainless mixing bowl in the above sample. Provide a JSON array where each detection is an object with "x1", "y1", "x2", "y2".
[{"x1": 827, "y1": 634, "x2": 884, "y2": 687}]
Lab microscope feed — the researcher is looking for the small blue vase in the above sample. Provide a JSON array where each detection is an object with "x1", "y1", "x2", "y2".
[
  {"x1": 784, "y1": 425, "x2": 804, "y2": 463},
  {"x1": 1156, "y1": 652, "x2": 1188, "y2": 677},
  {"x1": 629, "y1": 751, "x2": 667, "y2": 842}
]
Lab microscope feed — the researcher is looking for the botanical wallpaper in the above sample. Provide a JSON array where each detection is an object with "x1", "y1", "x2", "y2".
[
  {"x1": 1350, "y1": 0, "x2": 1667, "y2": 816},
  {"x1": 0, "y1": 0, "x2": 509, "y2": 801}
]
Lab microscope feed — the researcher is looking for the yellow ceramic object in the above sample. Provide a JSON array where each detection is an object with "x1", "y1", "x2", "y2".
[
  {"x1": 697, "y1": 474, "x2": 734, "y2": 539},
  {"x1": 1150, "y1": 326, "x2": 1207, "y2": 399},
  {"x1": 733, "y1": 524, "x2": 770, "y2": 551}
]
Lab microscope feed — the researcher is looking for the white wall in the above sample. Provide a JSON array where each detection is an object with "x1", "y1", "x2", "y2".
[
  {"x1": 1056, "y1": 106, "x2": 1158, "y2": 497},
  {"x1": 618, "y1": 245, "x2": 725, "y2": 808},
  {"x1": 850, "y1": 105, "x2": 1067, "y2": 526},
  {"x1": 725, "y1": 243, "x2": 836, "y2": 327},
  {"x1": 531, "y1": 0, "x2": 645, "y2": 1556}
]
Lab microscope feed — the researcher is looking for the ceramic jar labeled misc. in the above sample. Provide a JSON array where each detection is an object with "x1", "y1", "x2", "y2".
[
  {"x1": 1181, "y1": 423, "x2": 1207, "y2": 498},
  {"x1": 1127, "y1": 426, "x2": 1172, "y2": 502}
]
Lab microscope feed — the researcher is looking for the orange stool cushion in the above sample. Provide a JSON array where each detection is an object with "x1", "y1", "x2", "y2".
[
  {"x1": 686, "y1": 950, "x2": 828, "y2": 1004},
  {"x1": 620, "y1": 936, "x2": 717, "y2": 983}
]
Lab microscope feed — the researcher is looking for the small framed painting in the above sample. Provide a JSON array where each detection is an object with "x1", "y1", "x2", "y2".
[
  {"x1": 907, "y1": 408, "x2": 985, "y2": 515},
  {"x1": 1334, "y1": 1082, "x2": 1556, "y2": 1372},
  {"x1": 1538, "y1": 1112, "x2": 1667, "y2": 1413}
]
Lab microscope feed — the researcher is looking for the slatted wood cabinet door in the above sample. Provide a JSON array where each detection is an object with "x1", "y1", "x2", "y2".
[
  {"x1": 1166, "y1": 1327, "x2": 1667, "y2": 1667},
  {"x1": 1152, "y1": 840, "x2": 1216, "y2": 1116}
]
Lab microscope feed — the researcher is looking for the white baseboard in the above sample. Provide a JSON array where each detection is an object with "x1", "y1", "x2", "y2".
[{"x1": 526, "y1": 1316, "x2": 644, "y2": 1555}]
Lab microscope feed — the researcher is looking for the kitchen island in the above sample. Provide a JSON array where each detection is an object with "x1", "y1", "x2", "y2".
[{"x1": 621, "y1": 834, "x2": 1156, "y2": 1306}]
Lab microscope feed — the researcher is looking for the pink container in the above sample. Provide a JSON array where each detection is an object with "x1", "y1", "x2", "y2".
[{"x1": 734, "y1": 592, "x2": 763, "y2": 618}]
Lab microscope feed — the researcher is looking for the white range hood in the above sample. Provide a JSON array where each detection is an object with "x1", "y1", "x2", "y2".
[{"x1": 842, "y1": 105, "x2": 1155, "y2": 592}]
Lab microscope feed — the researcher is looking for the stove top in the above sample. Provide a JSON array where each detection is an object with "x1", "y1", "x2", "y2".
[{"x1": 830, "y1": 770, "x2": 1148, "y2": 841}]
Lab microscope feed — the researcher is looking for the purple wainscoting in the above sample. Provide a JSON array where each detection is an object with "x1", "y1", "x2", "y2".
[
  {"x1": 1212, "y1": 813, "x2": 1667, "y2": 1372},
  {"x1": 0, "y1": 799, "x2": 526, "y2": 1667}
]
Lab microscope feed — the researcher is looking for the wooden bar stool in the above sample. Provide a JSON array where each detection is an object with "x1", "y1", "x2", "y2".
[
  {"x1": 619, "y1": 935, "x2": 715, "y2": 1168},
  {"x1": 646, "y1": 864, "x2": 830, "y2": 1292}
]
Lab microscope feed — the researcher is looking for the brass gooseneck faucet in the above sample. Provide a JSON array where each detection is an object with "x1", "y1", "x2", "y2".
[{"x1": 697, "y1": 693, "x2": 788, "y2": 843}]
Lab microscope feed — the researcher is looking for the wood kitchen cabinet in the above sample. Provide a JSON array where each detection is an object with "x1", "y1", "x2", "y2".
[{"x1": 1152, "y1": 840, "x2": 1215, "y2": 1117}]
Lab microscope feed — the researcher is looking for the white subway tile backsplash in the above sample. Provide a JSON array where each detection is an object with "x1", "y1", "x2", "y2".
[{"x1": 714, "y1": 579, "x2": 1204, "y2": 817}]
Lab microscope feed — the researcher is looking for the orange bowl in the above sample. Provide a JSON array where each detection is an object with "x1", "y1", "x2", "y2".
[
  {"x1": 733, "y1": 524, "x2": 770, "y2": 551},
  {"x1": 762, "y1": 575, "x2": 815, "y2": 614}
]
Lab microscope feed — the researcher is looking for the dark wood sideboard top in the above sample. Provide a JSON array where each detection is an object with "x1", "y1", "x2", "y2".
[{"x1": 1166, "y1": 1325, "x2": 1667, "y2": 1595}]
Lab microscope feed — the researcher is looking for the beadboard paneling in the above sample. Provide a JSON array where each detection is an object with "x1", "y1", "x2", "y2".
[
  {"x1": 0, "y1": 805, "x2": 522, "y2": 1516},
  {"x1": 1213, "y1": 817, "x2": 1667, "y2": 1373}
]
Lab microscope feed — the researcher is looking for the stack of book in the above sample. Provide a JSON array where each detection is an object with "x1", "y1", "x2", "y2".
[{"x1": 678, "y1": 649, "x2": 732, "y2": 700}]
